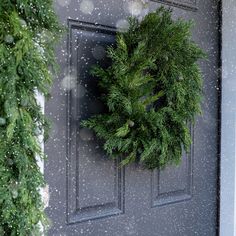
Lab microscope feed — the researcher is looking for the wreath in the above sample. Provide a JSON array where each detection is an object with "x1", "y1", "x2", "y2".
[{"x1": 82, "y1": 7, "x2": 205, "y2": 169}]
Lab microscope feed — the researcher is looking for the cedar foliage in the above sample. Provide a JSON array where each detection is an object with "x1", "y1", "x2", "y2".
[
  {"x1": 82, "y1": 7, "x2": 205, "y2": 169},
  {"x1": 0, "y1": 1, "x2": 62, "y2": 235}
]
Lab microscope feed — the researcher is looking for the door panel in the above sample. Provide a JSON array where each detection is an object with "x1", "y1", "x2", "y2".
[
  {"x1": 67, "y1": 22, "x2": 125, "y2": 224},
  {"x1": 151, "y1": 151, "x2": 192, "y2": 207},
  {"x1": 45, "y1": 0, "x2": 220, "y2": 235}
]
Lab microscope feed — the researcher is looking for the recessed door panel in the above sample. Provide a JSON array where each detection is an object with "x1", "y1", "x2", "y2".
[{"x1": 67, "y1": 22, "x2": 124, "y2": 224}]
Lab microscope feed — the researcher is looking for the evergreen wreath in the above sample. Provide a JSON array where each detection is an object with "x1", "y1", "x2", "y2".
[
  {"x1": 0, "y1": 1, "x2": 62, "y2": 235},
  {"x1": 82, "y1": 7, "x2": 205, "y2": 169}
]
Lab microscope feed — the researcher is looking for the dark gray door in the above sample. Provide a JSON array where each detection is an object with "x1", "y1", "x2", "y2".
[{"x1": 45, "y1": 0, "x2": 220, "y2": 235}]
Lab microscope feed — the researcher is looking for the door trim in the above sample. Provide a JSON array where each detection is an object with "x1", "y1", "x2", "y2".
[{"x1": 220, "y1": 0, "x2": 236, "y2": 235}]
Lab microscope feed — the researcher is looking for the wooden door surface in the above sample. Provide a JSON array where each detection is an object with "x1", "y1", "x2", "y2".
[{"x1": 45, "y1": 0, "x2": 220, "y2": 235}]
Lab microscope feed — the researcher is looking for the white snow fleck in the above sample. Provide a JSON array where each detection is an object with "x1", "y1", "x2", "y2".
[
  {"x1": 79, "y1": 0, "x2": 94, "y2": 15},
  {"x1": 127, "y1": 0, "x2": 144, "y2": 16},
  {"x1": 116, "y1": 19, "x2": 130, "y2": 32},
  {"x1": 4, "y1": 34, "x2": 14, "y2": 44},
  {"x1": 19, "y1": 19, "x2": 27, "y2": 27},
  {"x1": 0, "y1": 117, "x2": 6, "y2": 126},
  {"x1": 61, "y1": 75, "x2": 77, "y2": 90},
  {"x1": 92, "y1": 45, "x2": 106, "y2": 60},
  {"x1": 57, "y1": 0, "x2": 71, "y2": 7}
]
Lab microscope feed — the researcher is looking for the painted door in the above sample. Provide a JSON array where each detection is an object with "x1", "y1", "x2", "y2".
[{"x1": 45, "y1": 0, "x2": 220, "y2": 235}]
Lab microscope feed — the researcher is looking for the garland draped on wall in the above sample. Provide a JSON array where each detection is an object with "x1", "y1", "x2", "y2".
[{"x1": 0, "y1": 1, "x2": 61, "y2": 235}]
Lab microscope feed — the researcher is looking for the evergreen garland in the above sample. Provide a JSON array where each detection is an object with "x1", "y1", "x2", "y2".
[
  {"x1": 0, "y1": 1, "x2": 62, "y2": 235},
  {"x1": 82, "y1": 7, "x2": 205, "y2": 169}
]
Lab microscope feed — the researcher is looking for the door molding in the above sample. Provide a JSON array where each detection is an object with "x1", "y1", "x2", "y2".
[
  {"x1": 152, "y1": 0, "x2": 198, "y2": 11},
  {"x1": 220, "y1": 0, "x2": 236, "y2": 235},
  {"x1": 66, "y1": 20, "x2": 125, "y2": 224}
]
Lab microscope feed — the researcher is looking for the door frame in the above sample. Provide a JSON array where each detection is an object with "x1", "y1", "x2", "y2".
[
  {"x1": 37, "y1": 1, "x2": 236, "y2": 235},
  {"x1": 220, "y1": 0, "x2": 236, "y2": 235}
]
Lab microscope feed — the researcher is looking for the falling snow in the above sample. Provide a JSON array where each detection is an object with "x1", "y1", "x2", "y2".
[
  {"x1": 79, "y1": 0, "x2": 95, "y2": 15},
  {"x1": 116, "y1": 19, "x2": 130, "y2": 32},
  {"x1": 4, "y1": 34, "x2": 14, "y2": 44},
  {"x1": 61, "y1": 75, "x2": 77, "y2": 90},
  {"x1": 41, "y1": 0, "x2": 223, "y2": 235}
]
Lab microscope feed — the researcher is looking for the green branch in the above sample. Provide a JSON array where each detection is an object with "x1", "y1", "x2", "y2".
[{"x1": 0, "y1": 1, "x2": 62, "y2": 235}]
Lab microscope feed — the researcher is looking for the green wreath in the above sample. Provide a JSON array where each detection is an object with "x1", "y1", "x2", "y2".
[{"x1": 82, "y1": 7, "x2": 205, "y2": 169}]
